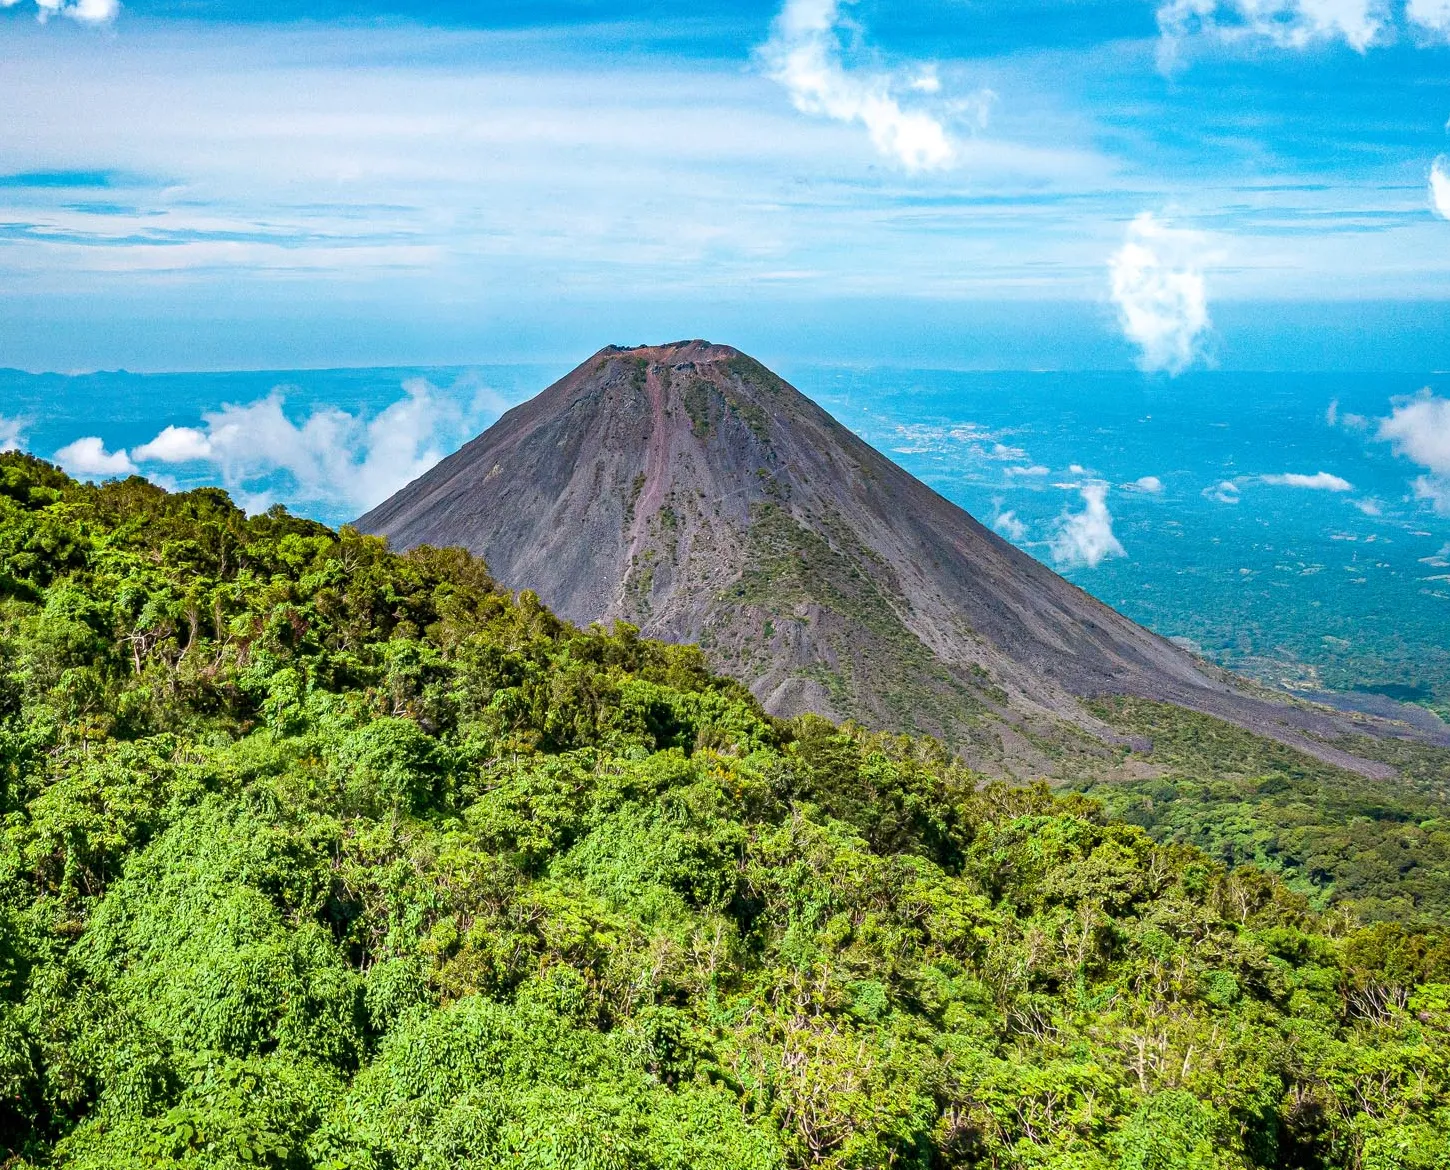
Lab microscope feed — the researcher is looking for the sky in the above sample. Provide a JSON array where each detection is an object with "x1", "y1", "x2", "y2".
[{"x1": 2, "y1": 0, "x2": 1450, "y2": 372}]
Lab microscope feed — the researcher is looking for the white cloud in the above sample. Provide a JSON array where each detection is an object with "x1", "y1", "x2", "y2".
[
  {"x1": 993, "y1": 509, "x2": 1028, "y2": 541},
  {"x1": 1050, "y1": 482, "x2": 1126, "y2": 569},
  {"x1": 1325, "y1": 399, "x2": 1339, "y2": 426},
  {"x1": 1377, "y1": 389, "x2": 1450, "y2": 514},
  {"x1": 1109, "y1": 212, "x2": 1211, "y2": 376},
  {"x1": 1408, "y1": 0, "x2": 1450, "y2": 37},
  {"x1": 760, "y1": 0, "x2": 957, "y2": 171},
  {"x1": 1006, "y1": 464, "x2": 1050, "y2": 477},
  {"x1": 1157, "y1": 0, "x2": 1387, "y2": 66},
  {"x1": 1353, "y1": 497, "x2": 1383, "y2": 515},
  {"x1": 1260, "y1": 471, "x2": 1353, "y2": 490},
  {"x1": 6, "y1": 0, "x2": 119, "y2": 24},
  {"x1": 54, "y1": 436, "x2": 138, "y2": 479},
  {"x1": 128, "y1": 377, "x2": 494, "y2": 515},
  {"x1": 0, "y1": 416, "x2": 24, "y2": 453},
  {"x1": 1208, "y1": 479, "x2": 1241, "y2": 503},
  {"x1": 132, "y1": 424, "x2": 213, "y2": 463},
  {"x1": 1128, "y1": 475, "x2": 1164, "y2": 493},
  {"x1": 1431, "y1": 157, "x2": 1450, "y2": 220},
  {"x1": 988, "y1": 442, "x2": 1028, "y2": 460}
]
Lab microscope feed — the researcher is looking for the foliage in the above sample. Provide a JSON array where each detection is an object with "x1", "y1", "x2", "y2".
[
  {"x1": 0, "y1": 452, "x2": 1448, "y2": 1168},
  {"x1": 1082, "y1": 698, "x2": 1450, "y2": 924}
]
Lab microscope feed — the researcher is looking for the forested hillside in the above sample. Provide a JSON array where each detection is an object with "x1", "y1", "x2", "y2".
[{"x1": 1, "y1": 450, "x2": 1449, "y2": 1169}]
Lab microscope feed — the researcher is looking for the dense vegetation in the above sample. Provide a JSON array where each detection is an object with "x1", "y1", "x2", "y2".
[
  {"x1": 1080, "y1": 699, "x2": 1450, "y2": 926},
  {"x1": 2, "y1": 451, "x2": 1450, "y2": 1169}
]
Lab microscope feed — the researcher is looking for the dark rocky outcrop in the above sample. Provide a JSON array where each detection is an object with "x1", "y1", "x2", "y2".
[{"x1": 359, "y1": 340, "x2": 1440, "y2": 776}]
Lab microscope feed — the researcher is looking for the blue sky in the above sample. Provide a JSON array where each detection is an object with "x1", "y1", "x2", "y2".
[{"x1": 3, "y1": 0, "x2": 1450, "y2": 371}]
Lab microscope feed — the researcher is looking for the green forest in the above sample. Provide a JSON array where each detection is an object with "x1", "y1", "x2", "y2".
[{"x1": 1, "y1": 449, "x2": 1449, "y2": 1169}]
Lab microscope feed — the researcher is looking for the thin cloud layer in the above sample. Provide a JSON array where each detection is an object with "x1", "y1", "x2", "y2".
[
  {"x1": 1157, "y1": 0, "x2": 1386, "y2": 65},
  {"x1": 1050, "y1": 482, "x2": 1126, "y2": 569},
  {"x1": 1377, "y1": 389, "x2": 1450, "y2": 513},
  {"x1": 761, "y1": 0, "x2": 957, "y2": 171},
  {"x1": 54, "y1": 436, "x2": 137, "y2": 479},
  {"x1": 1, "y1": 0, "x2": 119, "y2": 25},
  {"x1": 1109, "y1": 212, "x2": 1211, "y2": 376},
  {"x1": 1260, "y1": 471, "x2": 1353, "y2": 490}
]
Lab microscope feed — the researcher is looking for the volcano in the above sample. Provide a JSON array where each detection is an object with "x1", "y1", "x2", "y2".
[{"x1": 358, "y1": 340, "x2": 1421, "y2": 777}]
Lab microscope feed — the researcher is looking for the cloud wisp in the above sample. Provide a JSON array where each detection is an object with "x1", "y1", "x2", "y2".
[
  {"x1": 1431, "y1": 157, "x2": 1450, "y2": 221},
  {"x1": 1050, "y1": 482, "x2": 1126, "y2": 569},
  {"x1": 1377, "y1": 389, "x2": 1450, "y2": 513},
  {"x1": 760, "y1": 0, "x2": 958, "y2": 171},
  {"x1": 1157, "y1": 0, "x2": 1387, "y2": 66},
  {"x1": 1109, "y1": 212, "x2": 1211, "y2": 376},
  {"x1": 54, "y1": 436, "x2": 138, "y2": 479},
  {"x1": 993, "y1": 509, "x2": 1028, "y2": 542},
  {"x1": 1260, "y1": 471, "x2": 1353, "y2": 491},
  {"x1": 126, "y1": 379, "x2": 476, "y2": 516},
  {"x1": 1, "y1": 0, "x2": 119, "y2": 25},
  {"x1": 1408, "y1": 0, "x2": 1450, "y2": 38}
]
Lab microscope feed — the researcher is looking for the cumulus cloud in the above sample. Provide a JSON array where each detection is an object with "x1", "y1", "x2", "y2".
[
  {"x1": 132, "y1": 424, "x2": 215, "y2": 463},
  {"x1": 1109, "y1": 212, "x2": 1211, "y2": 376},
  {"x1": 760, "y1": 0, "x2": 957, "y2": 171},
  {"x1": 1207, "y1": 479, "x2": 1241, "y2": 504},
  {"x1": 1408, "y1": 0, "x2": 1450, "y2": 37},
  {"x1": 993, "y1": 509, "x2": 1028, "y2": 541},
  {"x1": 1050, "y1": 482, "x2": 1126, "y2": 569},
  {"x1": 1260, "y1": 471, "x2": 1354, "y2": 491},
  {"x1": 1129, "y1": 475, "x2": 1164, "y2": 493},
  {"x1": 1157, "y1": 0, "x2": 1386, "y2": 66},
  {"x1": 1377, "y1": 389, "x2": 1450, "y2": 513},
  {"x1": 1431, "y1": 157, "x2": 1450, "y2": 220},
  {"x1": 54, "y1": 436, "x2": 137, "y2": 479},
  {"x1": 128, "y1": 377, "x2": 490, "y2": 515},
  {"x1": 0, "y1": 416, "x2": 24, "y2": 453},
  {"x1": 3, "y1": 0, "x2": 119, "y2": 24}
]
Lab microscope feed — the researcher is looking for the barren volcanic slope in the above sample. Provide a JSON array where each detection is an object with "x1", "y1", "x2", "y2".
[{"x1": 358, "y1": 341, "x2": 1428, "y2": 776}]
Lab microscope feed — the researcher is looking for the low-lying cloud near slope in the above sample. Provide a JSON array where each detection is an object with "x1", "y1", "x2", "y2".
[
  {"x1": 0, "y1": 416, "x2": 24, "y2": 454},
  {"x1": 49, "y1": 377, "x2": 513, "y2": 518},
  {"x1": 760, "y1": 0, "x2": 968, "y2": 171},
  {"x1": 1109, "y1": 213, "x2": 1211, "y2": 376},
  {"x1": 54, "y1": 436, "x2": 138, "y2": 479},
  {"x1": 1377, "y1": 389, "x2": 1450, "y2": 513},
  {"x1": 128, "y1": 379, "x2": 471, "y2": 515},
  {"x1": 1051, "y1": 482, "x2": 1126, "y2": 569}
]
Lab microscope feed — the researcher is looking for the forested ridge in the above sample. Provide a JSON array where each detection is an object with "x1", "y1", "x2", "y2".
[{"x1": 1, "y1": 450, "x2": 1448, "y2": 1169}]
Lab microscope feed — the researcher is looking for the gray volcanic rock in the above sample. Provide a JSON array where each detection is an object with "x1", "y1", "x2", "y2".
[{"x1": 358, "y1": 340, "x2": 1433, "y2": 777}]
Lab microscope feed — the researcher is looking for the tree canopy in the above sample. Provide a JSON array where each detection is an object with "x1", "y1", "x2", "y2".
[{"x1": 0, "y1": 451, "x2": 1448, "y2": 1169}]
